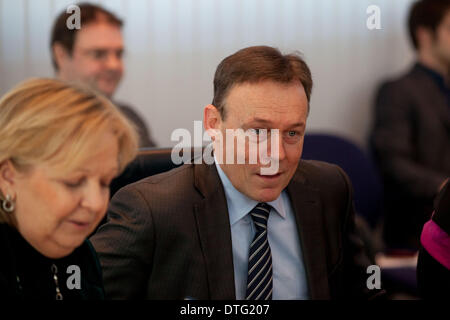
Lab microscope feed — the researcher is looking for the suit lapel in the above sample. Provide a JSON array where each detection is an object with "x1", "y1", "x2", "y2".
[
  {"x1": 193, "y1": 163, "x2": 236, "y2": 299},
  {"x1": 287, "y1": 167, "x2": 330, "y2": 299}
]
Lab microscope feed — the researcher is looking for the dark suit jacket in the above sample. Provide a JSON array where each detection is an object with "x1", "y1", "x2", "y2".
[
  {"x1": 116, "y1": 103, "x2": 156, "y2": 148},
  {"x1": 91, "y1": 160, "x2": 379, "y2": 300},
  {"x1": 371, "y1": 63, "x2": 450, "y2": 250},
  {"x1": 0, "y1": 224, "x2": 104, "y2": 299}
]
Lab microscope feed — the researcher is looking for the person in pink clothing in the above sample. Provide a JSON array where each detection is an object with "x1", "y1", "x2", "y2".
[{"x1": 417, "y1": 179, "x2": 450, "y2": 299}]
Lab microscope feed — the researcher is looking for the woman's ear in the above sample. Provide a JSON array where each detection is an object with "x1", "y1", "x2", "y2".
[{"x1": 0, "y1": 160, "x2": 18, "y2": 198}]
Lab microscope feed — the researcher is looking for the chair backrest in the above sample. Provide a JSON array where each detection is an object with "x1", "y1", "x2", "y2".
[
  {"x1": 301, "y1": 133, "x2": 383, "y2": 228},
  {"x1": 110, "y1": 147, "x2": 193, "y2": 197}
]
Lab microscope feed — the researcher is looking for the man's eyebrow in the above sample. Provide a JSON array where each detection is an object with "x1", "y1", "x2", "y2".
[
  {"x1": 245, "y1": 117, "x2": 305, "y2": 128},
  {"x1": 287, "y1": 122, "x2": 305, "y2": 129},
  {"x1": 82, "y1": 47, "x2": 124, "y2": 52},
  {"x1": 250, "y1": 118, "x2": 272, "y2": 125}
]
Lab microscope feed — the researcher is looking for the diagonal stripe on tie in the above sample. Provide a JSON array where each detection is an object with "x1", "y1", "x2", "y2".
[
  {"x1": 248, "y1": 243, "x2": 270, "y2": 274},
  {"x1": 247, "y1": 257, "x2": 272, "y2": 288}
]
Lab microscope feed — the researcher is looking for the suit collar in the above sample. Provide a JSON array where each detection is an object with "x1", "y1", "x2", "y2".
[
  {"x1": 193, "y1": 163, "x2": 236, "y2": 299},
  {"x1": 286, "y1": 162, "x2": 330, "y2": 299}
]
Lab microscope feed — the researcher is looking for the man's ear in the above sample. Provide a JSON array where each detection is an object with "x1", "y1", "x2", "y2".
[
  {"x1": 204, "y1": 104, "x2": 222, "y2": 130},
  {"x1": 0, "y1": 160, "x2": 18, "y2": 199},
  {"x1": 416, "y1": 26, "x2": 434, "y2": 49},
  {"x1": 203, "y1": 104, "x2": 222, "y2": 141},
  {"x1": 52, "y1": 43, "x2": 71, "y2": 74}
]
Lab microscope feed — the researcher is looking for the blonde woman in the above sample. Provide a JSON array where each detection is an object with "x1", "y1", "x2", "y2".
[{"x1": 0, "y1": 78, "x2": 138, "y2": 299}]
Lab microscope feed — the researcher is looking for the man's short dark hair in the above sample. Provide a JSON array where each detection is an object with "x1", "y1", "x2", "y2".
[
  {"x1": 408, "y1": 0, "x2": 450, "y2": 50},
  {"x1": 212, "y1": 46, "x2": 313, "y2": 119},
  {"x1": 50, "y1": 2, "x2": 123, "y2": 71}
]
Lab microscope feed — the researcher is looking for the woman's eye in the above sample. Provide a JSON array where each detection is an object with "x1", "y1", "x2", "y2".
[
  {"x1": 64, "y1": 181, "x2": 82, "y2": 188},
  {"x1": 63, "y1": 178, "x2": 84, "y2": 188},
  {"x1": 101, "y1": 180, "x2": 112, "y2": 189}
]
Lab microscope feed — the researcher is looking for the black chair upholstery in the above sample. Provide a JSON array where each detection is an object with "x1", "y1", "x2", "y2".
[{"x1": 110, "y1": 147, "x2": 197, "y2": 197}]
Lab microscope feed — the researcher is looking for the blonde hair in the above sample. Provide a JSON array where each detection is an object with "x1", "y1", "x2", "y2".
[{"x1": 0, "y1": 78, "x2": 139, "y2": 225}]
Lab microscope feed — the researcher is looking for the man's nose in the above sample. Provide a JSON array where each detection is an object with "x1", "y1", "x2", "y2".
[
  {"x1": 268, "y1": 131, "x2": 286, "y2": 161},
  {"x1": 105, "y1": 52, "x2": 122, "y2": 70}
]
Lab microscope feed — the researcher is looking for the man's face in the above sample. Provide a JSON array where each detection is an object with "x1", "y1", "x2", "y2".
[
  {"x1": 432, "y1": 11, "x2": 450, "y2": 68},
  {"x1": 57, "y1": 22, "x2": 124, "y2": 97},
  {"x1": 214, "y1": 81, "x2": 308, "y2": 203}
]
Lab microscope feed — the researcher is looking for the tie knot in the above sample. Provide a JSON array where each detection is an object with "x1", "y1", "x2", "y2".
[{"x1": 250, "y1": 203, "x2": 271, "y2": 230}]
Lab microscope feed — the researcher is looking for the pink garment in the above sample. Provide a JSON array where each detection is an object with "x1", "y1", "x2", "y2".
[{"x1": 421, "y1": 219, "x2": 450, "y2": 270}]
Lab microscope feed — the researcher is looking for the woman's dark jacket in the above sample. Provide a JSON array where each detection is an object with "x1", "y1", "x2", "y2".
[{"x1": 0, "y1": 223, "x2": 104, "y2": 299}]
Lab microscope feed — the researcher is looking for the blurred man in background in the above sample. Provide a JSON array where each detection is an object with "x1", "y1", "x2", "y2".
[
  {"x1": 50, "y1": 2, "x2": 156, "y2": 148},
  {"x1": 371, "y1": 0, "x2": 450, "y2": 252}
]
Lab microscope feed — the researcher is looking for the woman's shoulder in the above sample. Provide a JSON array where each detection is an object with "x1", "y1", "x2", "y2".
[{"x1": 63, "y1": 239, "x2": 105, "y2": 300}]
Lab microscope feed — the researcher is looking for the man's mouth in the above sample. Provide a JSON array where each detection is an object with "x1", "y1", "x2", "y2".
[{"x1": 256, "y1": 172, "x2": 282, "y2": 180}]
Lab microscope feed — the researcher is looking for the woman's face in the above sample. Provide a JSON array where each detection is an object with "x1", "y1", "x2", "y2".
[{"x1": 11, "y1": 130, "x2": 119, "y2": 258}]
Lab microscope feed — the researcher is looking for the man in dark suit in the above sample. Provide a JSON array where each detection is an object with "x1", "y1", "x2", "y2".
[
  {"x1": 371, "y1": 0, "x2": 450, "y2": 251},
  {"x1": 91, "y1": 46, "x2": 379, "y2": 300},
  {"x1": 50, "y1": 3, "x2": 156, "y2": 147}
]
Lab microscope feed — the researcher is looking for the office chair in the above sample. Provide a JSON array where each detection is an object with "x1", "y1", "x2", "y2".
[{"x1": 302, "y1": 133, "x2": 384, "y2": 228}]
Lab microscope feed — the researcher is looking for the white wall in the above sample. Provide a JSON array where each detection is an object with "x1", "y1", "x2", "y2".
[{"x1": 0, "y1": 0, "x2": 415, "y2": 148}]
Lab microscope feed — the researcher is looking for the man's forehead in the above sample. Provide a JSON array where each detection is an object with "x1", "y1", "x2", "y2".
[
  {"x1": 225, "y1": 82, "x2": 308, "y2": 122},
  {"x1": 74, "y1": 22, "x2": 123, "y2": 48},
  {"x1": 227, "y1": 81, "x2": 306, "y2": 103}
]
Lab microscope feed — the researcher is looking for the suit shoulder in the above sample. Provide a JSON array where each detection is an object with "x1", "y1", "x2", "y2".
[
  {"x1": 137, "y1": 163, "x2": 193, "y2": 185},
  {"x1": 377, "y1": 65, "x2": 424, "y2": 95},
  {"x1": 297, "y1": 159, "x2": 350, "y2": 193}
]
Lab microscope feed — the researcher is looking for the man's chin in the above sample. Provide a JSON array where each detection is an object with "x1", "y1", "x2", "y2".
[
  {"x1": 251, "y1": 188, "x2": 283, "y2": 203},
  {"x1": 97, "y1": 88, "x2": 115, "y2": 98},
  {"x1": 96, "y1": 82, "x2": 118, "y2": 98}
]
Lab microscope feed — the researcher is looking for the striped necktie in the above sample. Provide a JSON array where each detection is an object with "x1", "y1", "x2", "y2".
[{"x1": 245, "y1": 202, "x2": 273, "y2": 300}]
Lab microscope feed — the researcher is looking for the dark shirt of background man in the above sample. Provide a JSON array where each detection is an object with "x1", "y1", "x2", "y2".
[
  {"x1": 50, "y1": 2, "x2": 156, "y2": 147},
  {"x1": 371, "y1": 0, "x2": 450, "y2": 251}
]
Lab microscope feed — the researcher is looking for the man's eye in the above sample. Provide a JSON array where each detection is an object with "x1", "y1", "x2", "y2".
[
  {"x1": 250, "y1": 128, "x2": 264, "y2": 135},
  {"x1": 116, "y1": 50, "x2": 124, "y2": 59},
  {"x1": 288, "y1": 131, "x2": 297, "y2": 137},
  {"x1": 92, "y1": 51, "x2": 107, "y2": 59}
]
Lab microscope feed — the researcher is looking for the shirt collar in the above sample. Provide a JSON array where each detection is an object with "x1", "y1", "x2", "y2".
[
  {"x1": 214, "y1": 156, "x2": 286, "y2": 226},
  {"x1": 416, "y1": 62, "x2": 449, "y2": 91}
]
